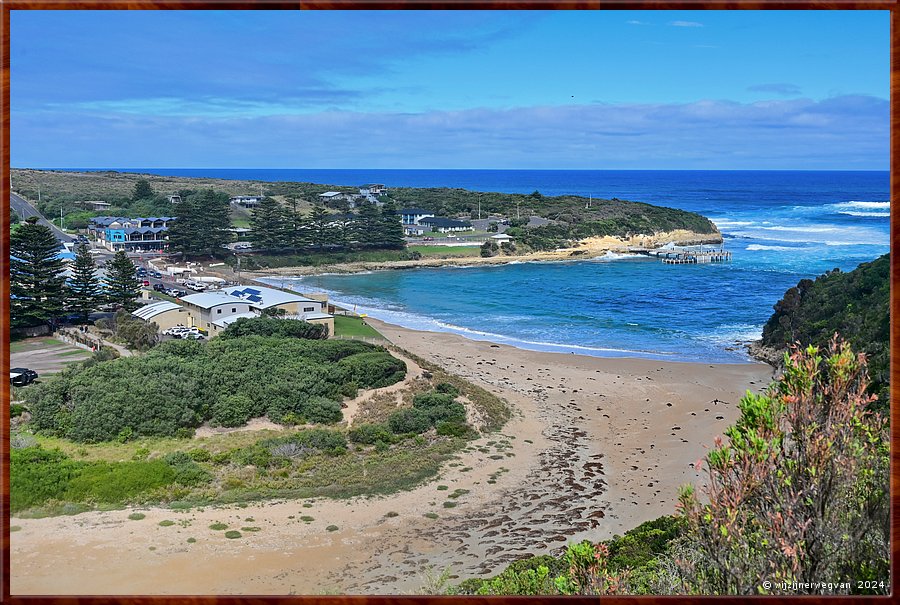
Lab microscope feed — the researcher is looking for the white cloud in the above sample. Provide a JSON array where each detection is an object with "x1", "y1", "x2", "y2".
[
  {"x1": 12, "y1": 96, "x2": 887, "y2": 170},
  {"x1": 670, "y1": 21, "x2": 704, "y2": 28},
  {"x1": 626, "y1": 20, "x2": 650, "y2": 25}
]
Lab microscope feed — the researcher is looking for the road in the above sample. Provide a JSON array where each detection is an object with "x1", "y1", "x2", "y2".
[{"x1": 10, "y1": 192, "x2": 75, "y2": 243}]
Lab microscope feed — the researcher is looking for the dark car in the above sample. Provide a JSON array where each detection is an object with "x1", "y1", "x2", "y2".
[
  {"x1": 153, "y1": 283, "x2": 167, "y2": 292},
  {"x1": 151, "y1": 271, "x2": 163, "y2": 278},
  {"x1": 10, "y1": 367, "x2": 38, "y2": 387}
]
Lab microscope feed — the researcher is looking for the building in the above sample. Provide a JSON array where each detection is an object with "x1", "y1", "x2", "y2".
[
  {"x1": 403, "y1": 224, "x2": 427, "y2": 236},
  {"x1": 230, "y1": 195, "x2": 262, "y2": 207},
  {"x1": 88, "y1": 216, "x2": 174, "y2": 252},
  {"x1": 419, "y1": 217, "x2": 473, "y2": 233},
  {"x1": 490, "y1": 233, "x2": 514, "y2": 245},
  {"x1": 398, "y1": 208, "x2": 434, "y2": 225},
  {"x1": 225, "y1": 285, "x2": 326, "y2": 314},
  {"x1": 167, "y1": 194, "x2": 182, "y2": 204},
  {"x1": 210, "y1": 311, "x2": 260, "y2": 332},
  {"x1": 80, "y1": 200, "x2": 112, "y2": 211},
  {"x1": 132, "y1": 300, "x2": 192, "y2": 331},
  {"x1": 224, "y1": 285, "x2": 334, "y2": 335},
  {"x1": 180, "y1": 291, "x2": 255, "y2": 336},
  {"x1": 318, "y1": 191, "x2": 352, "y2": 203},
  {"x1": 359, "y1": 184, "x2": 386, "y2": 196}
]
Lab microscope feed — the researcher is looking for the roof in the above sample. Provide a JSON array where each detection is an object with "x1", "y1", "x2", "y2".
[
  {"x1": 419, "y1": 217, "x2": 472, "y2": 228},
  {"x1": 491, "y1": 233, "x2": 513, "y2": 239},
  {"x1": 291, "y1": 312, "x2": 333, "y2": 321},
  {"x1": 211, "y1": 311, "x2": 259, "y2": 329},
  {"x1": 181, "y1": 291, "x2": 248, "y2": 309},
  {"x1": 360, "y1": 183, "x2": 385, "y2": 188},
  {"x1": 398, "y1": 208, "x2": 431, "y2": 215},
  {"x1": 318, "y1": 191, "x2": 344, "y2": 197},
  {"x1": 225, "y1": 285, "x2": 318, "y2": 310},
  {"x1": 132, "y1": 301, "x2": 183, "y2": 321}
]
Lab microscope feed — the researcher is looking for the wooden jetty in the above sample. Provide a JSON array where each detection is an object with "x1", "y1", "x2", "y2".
[{"x1": 628, "y1": 244, "x2": 732, "y2": 265}]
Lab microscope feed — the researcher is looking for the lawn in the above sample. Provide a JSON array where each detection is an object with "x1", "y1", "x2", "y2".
[
  {"x1": 333, "y1": 315, "x2": 383, "y2": 339},
  {"x1": 408, "y1": 245, "x2": 481, "y2": 258},
  {"x1": 10, "y1": 338, "x2": 64, "y2": 354}
]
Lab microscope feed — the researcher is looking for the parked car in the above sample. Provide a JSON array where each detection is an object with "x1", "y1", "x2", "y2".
[
  {"x1": 184, "y1": 333, "x2": 205, "y2": 340},
  {"x1": 10, "y1": 367, "x2": 38, "y2": 387},
  {"x1": 151, "y1": 271, "x2": 162, "y2": 278},
  {"x1": 142, "y1": 280, "x2": 151, "y2": 287},
  {"x1": 153, "y1": 283, "x2": 166, "y2": 292},
  {"x1": 423, "y1": 236, "x2": 435, "y2": 241}
]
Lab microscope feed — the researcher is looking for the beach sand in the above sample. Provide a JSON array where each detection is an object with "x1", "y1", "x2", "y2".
[{"x1": 10, "y1": 319, "x2": 773, "y2": 595}]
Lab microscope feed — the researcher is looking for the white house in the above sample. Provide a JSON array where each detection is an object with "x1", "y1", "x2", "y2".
[
  {"x1": 398, "y1": 208, "x2": 434, "y2": 225},
  {"x1": 230, "y1": 195, "x2": 262, "y2": 207},
  {"x1": 180, "y1": 291, "x2": 254, "y2": 336},
  {"x1": 419, "y1": 217, "x2": 473, "y2": 233}
]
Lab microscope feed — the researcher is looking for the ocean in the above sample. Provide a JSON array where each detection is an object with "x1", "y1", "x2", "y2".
[{"x1": 81, "y1": 169, "x2": 890, "y2": 362}]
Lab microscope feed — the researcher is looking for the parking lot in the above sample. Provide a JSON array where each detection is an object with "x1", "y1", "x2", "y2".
[{"x1": 10, "y1": 337, "x2": 92, "y2": 377}]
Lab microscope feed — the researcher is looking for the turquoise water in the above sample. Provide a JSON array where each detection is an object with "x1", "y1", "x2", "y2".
[{"x1": 94, "y1": 169, "x2": 887, "y2": 363}]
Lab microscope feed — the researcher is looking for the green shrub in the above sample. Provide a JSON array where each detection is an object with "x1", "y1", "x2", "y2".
[
  {"x1": 209, "y1": 522, "x2": 228, "y2": 530},
  {"x1": 436, "y1": 421, "x2": 472, "y2": 438},
  {"x1": 412, "y1": 392, "x2": 456, "y2": 410},
  {"x1": 64, "y1": 460, "x2": 176, "y2": 503},
  {"x1": 128, "y1": 512, "x2": 146, "y2": 521},
  {"x1": 434, "y1": 382, "x2": 460, "y2": 397},
  {"x1": 188, "y1": 449, "x2": 211, "y2": 462},
  {"x1": 10, "y1": 404, "x2": 27, "y2": 418},
  {"x1": 212, "y1": 394, "x2": 253, "y2": 428},
  {"x1": 348, "y1": 423, "x2": 394, "y2": 445},
  {"x1": 220, "y1": 317, "x2": 327, "y2": 340},
  {"x1": 388, "y1": 408, "x2": 432, "y2": 435},
  {"x1": 23, "y1": 337, "x2": 405, "y2": 442},
  {"x1": 224, "y1": 530, "x2": 242, "y2": 539},
  {"x1": 326, "y1": 525, "x2": 339, "y2": 532},
  {"x1": 159, "y1": 520, "x2": 175, "y2": 527}
]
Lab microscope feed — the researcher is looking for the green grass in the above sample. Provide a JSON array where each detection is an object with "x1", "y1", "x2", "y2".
[
  {"x1": 300, "y1": 515, "x2": 314, "y2": 522},
  {"x1": 209, "y1": 522, "x2": 228, "y2": 530},
  {"x1": 128, "y1": 512, "x2": 146, "y2": 521},
  {"x1": 326, "y1": 525, "x2": 339, "y2": 532},
  {"x1": 10, "y1": 525, "x2": 22, "y2": 532},
  {"x1": 187, "y1": 537, "x2": 197, "y2": 543},
  {"x1": 424, "y1": 512, "x2": 439, "y2": 519},
  {"x1": 241, "y1": 526, "x2": 262, "y2": 532},
  {"x1": 10, "y1": 338, "x2": 67, "y2": 354},
  {"x1": 407, "y1": 245, "x2": 481, "y2": 258},
  {"x1": 158, "y1": 520, "x2": 175, "y2": 527},
  {"x1": 224, "y1": 530, "x2": 242, "y2": 539},
  {"x1": 442, "y1": 501, "x2": 457, "y2": 508},
  {"x1": 332, "y1": 315, "x2": 384, "y2": 339},
  {"x1": 385, "y1": 511, "x2": 399, "y2": 518}
]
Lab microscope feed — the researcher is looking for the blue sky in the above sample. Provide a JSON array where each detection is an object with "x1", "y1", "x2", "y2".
[{"x1": 11, "y1": 10, "x2": 889, "y2": 169}]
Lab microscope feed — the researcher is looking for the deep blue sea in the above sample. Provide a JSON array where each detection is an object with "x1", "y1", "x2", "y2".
[{"x1": 77, "y1": 169, "x2": 890, "y2": 362}]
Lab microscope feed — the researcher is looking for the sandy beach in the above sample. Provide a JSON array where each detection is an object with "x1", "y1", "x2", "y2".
[{"x1": 10, "y1": 319, "x2": 773, "y2": 595}]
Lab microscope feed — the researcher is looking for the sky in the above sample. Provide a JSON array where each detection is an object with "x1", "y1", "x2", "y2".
[{"x1": 10, "y1": 10, "x2": 889, "y2": 170}]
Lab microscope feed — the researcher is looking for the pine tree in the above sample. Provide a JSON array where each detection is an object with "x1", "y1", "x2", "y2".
[
  {"x1": 354, "y1": 202, "x2": 381, "y2": 248},
  {"x1": 305, "y1": 205, "x2": 334, "y2": 249},
  {"x1": 67, "y1": 242, "x2": 103, "y2": 322},
  {"x1": 250, "y1": 197, "x2": 292, "y2": 251},
  {"x1": 10, "y1": 218, "x2": 66, "y2": 328},
  {"x1": 132, "y1": 178, "x2": 154, "y2": 201},
  {"x1": 105, "y1": 250, "x2": 141, "y2": 310},
  {"x1": 168, "y1": 189, "x2": 232, "y2": 257},
  {"x1": 378, "y1": 201, "x2": 405, "y2": 249}
]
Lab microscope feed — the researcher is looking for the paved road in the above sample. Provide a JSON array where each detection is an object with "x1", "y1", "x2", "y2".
[{"x1": 10, "y1": 192, "x2": 75, "y2": 243}]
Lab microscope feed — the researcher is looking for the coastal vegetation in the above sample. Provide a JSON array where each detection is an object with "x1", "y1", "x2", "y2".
[
  {"x1": 22, "y1": 337, "x2": 406, "y2": 441},
  {"x1": 451, "y1": 339, "x2": 888, "y2": 595},
  {"x1": 758, "y1": 253, "x2": 889, "y2": 407}
]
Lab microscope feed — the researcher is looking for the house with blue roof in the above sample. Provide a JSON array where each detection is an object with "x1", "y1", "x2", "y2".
[{"x1": 88, "y1": 216, "x2": 174, "y2": 252}]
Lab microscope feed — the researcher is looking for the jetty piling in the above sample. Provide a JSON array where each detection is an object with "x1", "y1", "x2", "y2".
[{"x1": 628, "y1": 244, "x2": 733, "y2": 265}]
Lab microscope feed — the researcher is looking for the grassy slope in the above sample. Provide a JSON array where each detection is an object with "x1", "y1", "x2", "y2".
[{"x1": 333, "y1": 315, "x2": 384, "y2": 339}]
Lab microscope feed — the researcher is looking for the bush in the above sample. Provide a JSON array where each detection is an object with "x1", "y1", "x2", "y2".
[
  {"x1": 212, "y1": 394, "x2": 253, "y2": 428},
  {"x1": 348, "y1": 423, "x2": 394, "y2": 445},
  {"x1": 10, "y1": 403, "x2": 27, "y2": 418},
  {"x1": 337, "y1": 351, "x2": 407, "y2": 389},
  {"x1": 220, "y1": 316, "x2": 327, "y2": 340},
  {"x1": 678, "y1": 340, "x2": 889, "y2": 595},
  {"x1": 412, "y1": 392, "x2": 456, "y2": 410},
  {"x1": 388, "y1": 408, "x2": 432, "y2": 435},
  {"x1": 436, "y1": 421, "x2": 471, "y2": 438},
  {"x1": 434, "y1": 382, "x2": 460, "y2": 397},
  {"x1": 22, "y1": 336, "x2": 405, "y2": 442}
]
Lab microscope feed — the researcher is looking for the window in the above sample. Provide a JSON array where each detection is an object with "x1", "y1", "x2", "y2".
[
  {"x1": 232, "y1": 308, "x2": 236, "y2": 313},
  {"x1": 304, "y1": 307, "x2": 315, "y2": 312},
  {"x1": 217, "y1": 309, "x2": 222, "y2": 314}
]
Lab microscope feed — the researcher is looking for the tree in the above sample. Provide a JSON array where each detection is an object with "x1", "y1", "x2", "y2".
[
  {"x1": 168, "y1": 189, "x2": 232, "y2": 257},
  {"x1": 677, "y1": 338, "x2": 889, "y2": 595},
  {"x1": 105, "y1": 250, "x2": 141, "y2": 310},
  {"x1": 67, "y1": 242, "x2": 103, "y2": 322},
  {"x1": 249, "y1": 197, "x2": 292, "y2": 251},
  {"x1": 354, "y1": 202, "x2": 381, "y2": 247},
  {"x1": 10, "y1": 218, "x2": 66, "y2": 328},
  {"x1": 304, "y1": 205, "x2": 334, "y2": 249},
  {"x1": 132, "y1": 179, "x2": 154, "y2": 201},
  {"x1": 378, "y1": 201, "x2": 406, "y2": 249}
]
